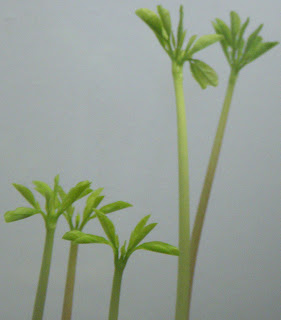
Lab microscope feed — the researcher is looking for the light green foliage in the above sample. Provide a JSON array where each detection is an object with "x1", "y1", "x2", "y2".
[
  {"x1": 63, "y1": 212, "x2": 179, "y2": 269},
  {"x1": 99, "y1": 201, "x2": 133, "y2": 214},
  {"x1": 212, "y1": 11, "x2": 278, "y2": 71},
  {"x1": 190, "y1": 59, "x2": 218, "y2": 89},
  {"x1": 4, "y1": 207, "x2": 41, "y2": 222},
  {"x1": 136, "y1": 5, "x2": 222, "y2": 89}
]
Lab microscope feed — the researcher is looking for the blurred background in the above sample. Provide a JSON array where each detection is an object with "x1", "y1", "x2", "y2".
[{"x1": 0, "y1": 0, "x2": 280, "y2": 319}]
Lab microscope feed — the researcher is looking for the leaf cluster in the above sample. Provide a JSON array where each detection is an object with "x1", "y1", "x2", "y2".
[
  {"x1": 212, "y1": 11, "x2": 278, "y2": 71},
  {"x1": 136, "y1": 5, "x2": 223, "y2": 89},
  {"x1": 4, "y1": 175, "x2": 91, "y2": 229},
  {"x1": 63, "y1": 211, "x2": 179, "y2": 269}
]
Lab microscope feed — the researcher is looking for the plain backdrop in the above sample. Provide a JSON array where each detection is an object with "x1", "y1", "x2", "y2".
[{"x1": 0, "y1": 1, "x2": 280, "y2": 319}]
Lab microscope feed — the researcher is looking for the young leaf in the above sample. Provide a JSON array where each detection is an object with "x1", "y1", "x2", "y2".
[
  {"x1": 237, "y1": 17, "x2": 250, "y2": 47},
  {"x1": 99, "y1": 201, "x2": 132, "y2": 214},
  {"x1": 215, "y1": 18, "x2": 232, "y2": 46},
  {"x1": 127, "y1": 214, "x2": 151, "y2": 250},
  {"x1": 95, "y1": 210, "x2": 117, "y2": 248},
  {"x1": 4, "y1": 207, "x2": 40, "y2": 223},
  {"x1": 188, "y1": 34, "x2": 223, "y2": 56},
  {"x1": 62, "y1": 230, "x2": 85, "y2": 241},
  {"x1": 135, "y1": 8, "x2": 163, "y2": 37},
  {"x1": 135, "y1": 241, "x2": 179, "y2": 256},
  {"x1": 243, "y1": 41, "x2": 279, "y2": 65},
  {"x1": 244, "y1": 24, "x2": 263, "y2": 55},
  {"x1": 230, "y1": 11, "x2": 241, "y2": 45},
  {"x1": 12, "y1": 183, "x2": 38, "y2": 208},
  {"x1": 75, "y1": 213, "x2": 80, "y2": 228},
  {"x1": 120, "y1": 240, "x2": 127, "y2": 258},
  {"x1": 157, "y1": 5, "x2": 172, "y2": 37},
  {"x1": 74, "y1": 234, "x2": 110, "y2": 245},
  {"x1": 190, "y1": 60, "x2": 219, "y2": 89},
  {"x1": 177, "y1": 5, "x2": 184, "y2": 47},
  {"x1": 128, "y1": 223, "x2": 157, "y2": 252},
  {"x1": 83, "y1": 192, "x2": 100, "y2": 220},
  {"x1": 33, "y1": 180, "x2": 53, "y2": 213},
  {"x1": 57, "y1": 181, "x2": 91, "y2": 215}
]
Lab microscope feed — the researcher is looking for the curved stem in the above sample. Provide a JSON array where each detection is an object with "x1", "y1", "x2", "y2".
[
  {"x1": 188, "y1": 68, "x2": 239, "y2": 311},
  {"x1": 108, "y1": 264, "x2": 124, "y2": 320},
  {"x1": 172, "y1": 61, "x2": 191, "y2": 320},
  {"x1": 61, "y1": 243, "x2": 79, "y2": 320},
  {"x1": 32, "y1": 226, "x2": 56, "y2": 320}
]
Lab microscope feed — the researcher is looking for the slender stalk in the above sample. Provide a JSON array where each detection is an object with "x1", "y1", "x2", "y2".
[
  {"x1": 61, "y1": 243, "x2": 79, "y2": 320},
  {"x1": 172, "y1": 61, "x2": 191, "y2": 320},
  {"x1": 32, "y1": 226, "x2": 56, "y2": 320},
  {"x1": 108, "y1": 264, "x2": 124, "y2": 320},
  {"x1": 188, "y1": 68, "x2": 239, "y2": 310}
]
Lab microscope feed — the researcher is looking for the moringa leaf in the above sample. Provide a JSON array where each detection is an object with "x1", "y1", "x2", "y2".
[
  {"x1": 176, "y1": 5, "x2": 184, "y2": 48},
  {"x1": 99, "y1": 201, "x2": 132, "y2": 214},
  {"x1": 95, "y1": 210, "x2": 118, "y2": 248},
  {"x1": 74, "y1": 234, "x2": 110, "y2": 245},
  {"x1": 157, "y1": 5, "x2": 172, "y2": 37},
  {"x1": 127, "y1": 214, "x2": 151, "y2": 250},
  {"x1": 135, "y1": 8, "x2": 163, "y2": 37},
  {"x1": 190, "y1": 59, "x2": 219, "y2": 89},
  {"x1": 135, "y1": 241, "x2": 179, "y2": 256},
  {"x1": 230, "y1": 11, "x2": 241, "y2": 46},
  {"x1": 12, "y1": 183, "x2": 38, "y2": 208},
  {"x1": 128, "y1": 222, "x2": 157, "y2": 252},
  {"x1": 4, "y1": 207, "x2": 40, "y2": 223},
  {"x1": 215, "y1": 18, "x2": 232, "y2": 46},
  {"x1": 62, "y1": 230, "x2": 85, "y2": 241},
  {"x1": 188, "y1": 34, "x2": 223, "y2": 56}
]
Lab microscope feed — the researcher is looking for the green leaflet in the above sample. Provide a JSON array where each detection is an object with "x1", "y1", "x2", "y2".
[
  {"x1": 135, "y1": 8, "x2": 163, "y2": 37},
  {"x1": 99, "y1": 201, "x2": 132, "y2": 214},
  {"x1": 57, "y1": 181, "x2": 91, "y2": 215},
  {"x1": 215, "y1": 18, "x2": 232, "y2": 46},
  {"x1": 244, "y1": 24, "x2": 264, "y2": 55},
  {"x1": 127, "y1": 222, "x2": 157, "y2": 253},
  {"x1": 120, "y1": 240, "x2": 127, "y2": 258},
  {"x1": 135, "y1": 241, "x2": 179, "y2": 256},
  {"x1": 157, "y1": 5, "x2": 172, "y2": 37},
  {"x1": 95, "y1": 210, "x2": 118, "y2": 248},
  {"x1": 75, "y1": 234, "x2": 110, "y2": 245},
  {"x1": 63, "y1": 230, "x2": 85, "y2": 241},
  {"x1": 243, "y1": 41, "x2": 279, "y2": 65},
  {"x1": 183, "y1": 34, "x2": 197, "y2": 59},
  {"x1": 83, "y1": 190, "x2": 104, "y2": 221},
  {"x1": 188, "y1": 34, "x2": 223, "y2": 56},
  {"x1": 4, "y1": 207, "x2": 40, "y2": 223},
  {"x1": 33, "y1": 180, "x2": 53, "y2": 213},
  {"x1": 12, "y1": 183, "x2": 38, "y2": 208},
  {"x1": 177, "y1": 5, "x2": 184, "y2": 47},
  {"x1": 230, "y1": 11, "x2": 241, "y2": 46},
  {"x1": 190, "y1": 60, "x2": 218, "y2": 89},
  {"x1": 127, "y1": 214, "x2": 151, "y2": 250}
]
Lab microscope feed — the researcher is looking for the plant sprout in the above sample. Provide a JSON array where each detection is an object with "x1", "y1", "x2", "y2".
[
  {"x1": 60, "y1": 186, "x2": 132, "y2": 320},
  {"x1": 63, "y1": 210, "x2": 179, "y2": 320},
  {"x1": 136, "y1": 5, "x2": 222, "y2": 320},
  {"x1": 4, "y1": 175, "x2": 92, "y2": 320},
  {"x1": 189, "y1": 11, "x2": 278, "y2": 310}
]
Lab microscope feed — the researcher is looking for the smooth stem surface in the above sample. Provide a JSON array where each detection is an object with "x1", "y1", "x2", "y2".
[
  {"x1": 188, "y1": 68, "x2": 238, "y2": 310},
  {"x1": 108, "y1": 265, "x2": 124, "y2": 320},
  {"x1": 172, "y1": 61, "x2": 191, "y2": 320},
  {"x1": 61, "y1": 243, "x2": 79, "y2": 320},
  {"x1": 32, "y1": 226, "x2": 56, "y2": 320}
]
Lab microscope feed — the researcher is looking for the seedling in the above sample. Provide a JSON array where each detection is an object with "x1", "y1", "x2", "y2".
[
  {"x1": 189, "y1": 11, "x2": 278, "y2": 310},
  {"x1": 59, "y1": 186, "x2": 132, "y2": 320},
  {"x1": 63, "y1": 211, "x2": 179, "y2": 320},
  {"x1": 4, "y1": 175, "x2": 91, "y2": 320},
  {"x1": 136, "y1": 5, "x2": 222, "y2": 320}
]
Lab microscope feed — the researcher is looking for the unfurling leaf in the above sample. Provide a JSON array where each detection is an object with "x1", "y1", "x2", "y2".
[
  {"x1": 57, "y1": 181, "x2": 91, "y2": 215},
  {"x1": 127, "y1": 214, "x2": 151, "y2": 250},
  {"x1": 215, "y1": 18, "x2": 232, "y2": 46},
  {"x1": 135, "y1": 8, "x2": 163, "y2": 37},
  {"x1": 230, "y1": 11, "x2": 241, "y2": 44},
  {"x1": 4, "y1": 207, "x2": 40, "y2": 223},
  {"x1": 95, "y1": 210, "x2": 118, "y2": 248},
  {"x1": 135, "y1": 241, "x2": 179, "y2": 256},
  {"x1": 12, "y1": 183, "x2": 38, "y2": 208},
  {"x1": 188, "y1": 34, "x2": 223, "y2": 56},
  {"x1": 190, "y1": 59, "x2": 219, "y2": 89},
  {"x1": 62, "y1": 230, "x2": 85, "y2": 241},
  {"x1": 157, "y1": 5, "x2": 172, "y2": 37},
  {"x1": 99, "y1": 201, "x2": 132, "y2": 214},
  {"x1": 74, "y1": 234, "x2": 110, "y2": 245},
  {"x1": 177, "y1": 5, "x2": 184, "y2": 47}
]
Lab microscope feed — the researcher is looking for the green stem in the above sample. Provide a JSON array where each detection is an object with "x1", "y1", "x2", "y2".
[
  {"x1": 172, "y1": 61, "x2": 191, "y2": 320},
  {"x1": 108, "y1": 264, "x2": 124, "y2": 320},
  {"x1": 32, "y1": 226, "x2": 56, "y2": 320},
  {"x1": 188, "y1": 68, "x2": 239, "y2": 310},
  {"x1": 61, "y1": 243, "x2": 79, "y2": 320}
]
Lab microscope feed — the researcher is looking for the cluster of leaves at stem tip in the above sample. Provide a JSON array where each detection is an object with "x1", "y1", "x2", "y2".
[
  {"x1": 63, "y1": 211, "x2": 179, "y2": 269},
  {"x1": 212, "y1": 11, "x2": 278, "y2": 72},
  {"x1": 4, "y1": 175, "x2": 133, "y2": 232},
  {"x1": 136, "y1": 5, "x2": 224, "y2": 89}
]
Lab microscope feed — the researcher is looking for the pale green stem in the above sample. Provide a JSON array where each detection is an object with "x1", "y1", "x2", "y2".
[
  {"x1": 32, "y1": 226, "x2": 56, "y2": 320},
  {"x1": 61, "y1": 243, "x2": 79, "y2": 320},
  {"x1": 172, "y1": 61, "x2": 191, "y2": 320},
  {"x1": 188, "y1": 68, "x2": 239, "y2": 312},
  {"x1": 108, "y1": 264, "x2": 125, "y2": 320}
]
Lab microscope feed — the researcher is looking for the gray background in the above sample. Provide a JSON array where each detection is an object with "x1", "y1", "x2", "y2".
[{"x1": 0, "y1": 0, "x2": 280, "y2": 319}]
